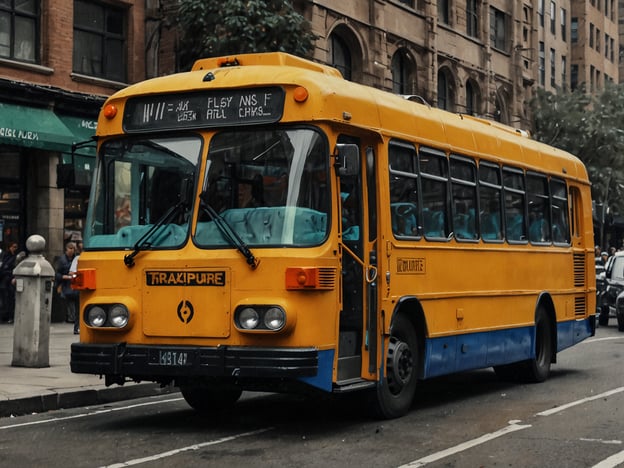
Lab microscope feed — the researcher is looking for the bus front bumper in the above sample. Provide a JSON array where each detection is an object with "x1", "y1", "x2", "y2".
[{"x1": 70, "y1": 343, "x2": 318, "y2": 381}]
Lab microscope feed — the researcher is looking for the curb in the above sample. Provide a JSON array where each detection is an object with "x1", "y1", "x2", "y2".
[{"x1": 0, "y1": 384, "x2": 177, "y2": 418}]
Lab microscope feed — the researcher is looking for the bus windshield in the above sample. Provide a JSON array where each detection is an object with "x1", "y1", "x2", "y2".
[
  {"x1": 195, "y1": 127, "x2": 330, "y2": 247},
  {"x1": 85, "y1": 136, "x2": 201, "y2": 249}
]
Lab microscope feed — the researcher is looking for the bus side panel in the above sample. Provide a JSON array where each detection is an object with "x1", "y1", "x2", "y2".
[
  {"x1": 422, "y1": 326, "x2": 532, "y2": 379},
  {"x1": 422, "y1": 317, "x2": 594, "y2": 379},
  {"x1": 556, "y1": 318, "x2": 594, "y2": 352}
]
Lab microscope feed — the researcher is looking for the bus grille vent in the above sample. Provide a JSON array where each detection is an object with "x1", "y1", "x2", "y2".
[
  {"x1": 318, "y1": 268, "x2": 337, "y2": 289},
  {"x1": 573, "y1": 253, "x2": 585, "y2": 287},
  {"x1": 574, "y1": 296, "x2": 586, "y2": 316}
]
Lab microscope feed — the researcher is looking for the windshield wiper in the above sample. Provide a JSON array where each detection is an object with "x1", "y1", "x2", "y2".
[
  {"x1": 199, "y1": 192, "x2": 260, "y2": 270},
  {"x1": 124, "y1": 178, "x2": 192, "y2": 268},
  {"x1": 123, "y1": 201, "x2": 186, "y2": 267}
]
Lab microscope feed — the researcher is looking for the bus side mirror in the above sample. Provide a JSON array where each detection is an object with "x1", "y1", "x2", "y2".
[{"x1": 335, "y1": 144, "x2": 359, "y2": 177}]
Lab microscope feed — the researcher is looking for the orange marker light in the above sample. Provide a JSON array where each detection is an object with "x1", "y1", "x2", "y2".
[
  {"x1": 293, "y1": 86, "x2": 309, "y2": 103},
  {"x1": 285, "y1": 267, "x2": 318, "y2": 289},
  {"x1": 103, "y1": 104, "x2": 117, "y2": 119},
  {"x1": 71, "y1": 268, "x2": 96, "y2": 290}
]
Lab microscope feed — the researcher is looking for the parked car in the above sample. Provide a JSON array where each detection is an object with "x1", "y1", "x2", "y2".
[
  {"x1": 600, "y1": 251, "x2": 624, "y2": 326},
  {"x1": 614, "y1": 291, "x2": 624, "y2": 331}
]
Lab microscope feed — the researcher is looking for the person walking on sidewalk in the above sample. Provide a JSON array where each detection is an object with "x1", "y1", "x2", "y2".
[
  {"x1": 55, "y1": 241, "x2": 80, "y2": 333},
  {"x1": 0, "y1": 242, "x2": 18, "y2": 323}
]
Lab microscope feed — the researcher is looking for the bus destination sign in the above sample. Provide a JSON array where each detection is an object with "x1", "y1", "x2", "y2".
[{"x1": 123, "y1": 87, "x2": 285, "y2": 132}]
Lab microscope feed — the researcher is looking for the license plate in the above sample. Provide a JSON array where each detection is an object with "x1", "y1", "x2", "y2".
[{"x1": 153, "y1": 349, "x2": 190, "y2": 366}]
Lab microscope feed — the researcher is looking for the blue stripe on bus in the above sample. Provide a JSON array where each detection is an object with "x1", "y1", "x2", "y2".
[
  {"x1": 422, "y1": 318, "x2": 593, "y2": 379},
  {"x1": 298, "y1": 349, "x2": 335, "y2": 392}
]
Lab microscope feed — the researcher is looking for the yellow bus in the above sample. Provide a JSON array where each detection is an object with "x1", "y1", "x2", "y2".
[{"x1": 70, "y1": 52, "x2": 596, "y2": 419}]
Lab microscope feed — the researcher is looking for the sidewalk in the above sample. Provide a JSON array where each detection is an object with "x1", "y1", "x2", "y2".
[{"x1": 0, "y1": 322, "x2": 174, "y2": 418}]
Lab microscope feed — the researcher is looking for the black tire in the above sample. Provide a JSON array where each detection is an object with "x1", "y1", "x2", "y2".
[
  {"x1": 598, "y1": 306, "x2": 609, "y2": 326},
  {"x1": 180, "y1": 381, "x2": 242, "y2": 413},
  {"x1": 617, "y1": 314, "x2": 624, "y2": 332},
  {"x1": 495, "y1": 308, "x2": 553, "y2": 383},
  {"x1": 370, "y1": 314, "x2": 418, "y2": 419}
]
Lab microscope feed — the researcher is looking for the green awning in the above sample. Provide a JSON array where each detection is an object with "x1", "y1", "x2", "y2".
[
  {"x1": 0, "y1": 102, "x2": 76, "y2": 152},
  {"x1": 56, "y1": 113, "x2": 97, "y2": 157}
]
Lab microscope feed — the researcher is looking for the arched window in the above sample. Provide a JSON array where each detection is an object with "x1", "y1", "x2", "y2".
[
  {"x1": 437, "y1": 69, "x2": 455, "y2": 111},
  {"x1": 465, "y1": 80, "x2": 480, "y2": 115},
  {"x1": 330, "y1": 34, "x2": 352, "y2": 80},
  {"x1": 391, "y1": 49, "x2": 415, "y2": 94}
]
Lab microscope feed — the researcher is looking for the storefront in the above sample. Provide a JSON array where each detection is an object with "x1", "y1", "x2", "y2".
[{"x1": 0, "y1": 95, "x2": 101, "y2": 258}]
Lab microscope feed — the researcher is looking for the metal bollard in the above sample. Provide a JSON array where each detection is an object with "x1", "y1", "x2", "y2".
[{"x1": 11, "y1": 235, "x2": 55, "y2": 368}]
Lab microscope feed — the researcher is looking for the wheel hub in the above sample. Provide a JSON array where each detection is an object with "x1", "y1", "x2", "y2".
[{"x1": 386, "y1": 336, "x2": 414, "y2": 394}]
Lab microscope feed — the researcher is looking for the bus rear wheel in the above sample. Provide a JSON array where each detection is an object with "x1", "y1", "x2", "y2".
[
  {"x1": 370, "y1": 314, "x2": 418, "y2": 419},
  {"x1": 180, "y1": 381, "x2": 242, "y2": 413},
  {"x1": 494, "y1": 308, "x2": 553, "y2": 383}
]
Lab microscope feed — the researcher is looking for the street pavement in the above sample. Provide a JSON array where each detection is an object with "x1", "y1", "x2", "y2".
[{"x1": 0, "y1": 322, "x2": 174, "y2": 418}]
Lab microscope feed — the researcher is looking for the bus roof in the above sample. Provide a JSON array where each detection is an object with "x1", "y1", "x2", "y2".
[{"x1": 101, "y1": 52, "x2": 588, "y2": 183}]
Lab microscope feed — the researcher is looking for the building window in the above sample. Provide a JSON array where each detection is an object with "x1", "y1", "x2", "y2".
[
  {"x1": 570, "y1": 64, "x2": 578, "y2": 90},
  {"x1": 330, "y1": 34, "x2": 352, "y2": 81},
  {"x1": 538, "y1": 42, "x2": 545, "y2": 86},
  {"x1": 467, "y1": 0, "x2": 479, "y2": 38},
  {"x1": 0, "y1": 0, "x2": 38, "y2": 62},
  {"x1": 571, "y1": 17, "x2": 578, "y2": 42},
  {"x1": 437, "y1": 69, "x2": 454, "y2": 111},
  {"x1": 596, "y1": 28, "x2": 600, "y2": 52},
  {"x1": 538, "y1": 0, "x2": 544, "y2": 27},
  {"x1": 605, "y1": 33, "x2": 609, "y2": 58},
  {"x1": 465, "y1": 80, "x2": 479, "y2": 115},
  {"x1": 438, "y1": 0, "x2": 450, "y2": 24},
  {"x1": 610, "y1": 38, "x2": 614, "y2": 62},
  {"x1": 550, "y1": 1, "x2": 556, "y2": 35},
  {"x1": 550, "y1": 49, "x2": 556, "y2": 87},
  {"x1": 391, "y1": 49, "x2": 414, "y2": 94},
  {"x1": 589, "y1": 24, "x2": 594, "y2": 48},
  {"x1": 560, "y1": 8, "x2": 566, "y2": 41},
  {"x1": 73, "y1": 0, "x2": 126, "y2": 82},
  {"x1": 490, "y1": 8, "x2": 509, "y2": 52},
  {"x1": 590, "y1": 65, "x2": 595, "y2": 92},
  {"x1": 561, "y1": 55, "x2": 567, "y2": 85},
  {"x1": 397, "y1": 0, "x2": 415, "y2": 7}
]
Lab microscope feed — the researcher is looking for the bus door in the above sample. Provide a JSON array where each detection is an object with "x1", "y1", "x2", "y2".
[{"x1": 337, "y1": 139, "x2": 378, "y2": 384}]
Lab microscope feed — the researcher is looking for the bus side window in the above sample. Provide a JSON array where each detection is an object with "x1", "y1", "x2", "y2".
[
  {"x1": 419, "y1": 148, "x2": 449, "y2": 239},
  {"x1": 388, "y1": 141, "x2": 419, "y2": 238},
  {"x1": 551, "y1": 178, "x2": 571, "y2": 244},
  {"x1": 479, "y1": 163, "x2": 503, "y2": 241},
  {"x1": 503, "y1": 167, "x2": 527, "y2": 242}
]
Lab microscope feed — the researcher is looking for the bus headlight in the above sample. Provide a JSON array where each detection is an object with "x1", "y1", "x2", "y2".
[
  {"x1": 238, "y1": 307, "x2": 260, "y2": 329},
  {"x1": 109, "y1": 304, "x2": 130, "y2": 328},
  {"x1": 87, "y1": 306, "x2": 107, "y2": 327},
  {"x1": 85, "y1": 304, "x2": 131, "y2": 329},
  {"x1": 264, "y1": 307, "x2": 285, "y2": 330},
  {"x1": 235, "y1": 305, "x2": 287, "y2": 332}
]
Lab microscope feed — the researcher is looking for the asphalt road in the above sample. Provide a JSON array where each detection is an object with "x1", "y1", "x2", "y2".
[{"x1": 1, "y1": 324, "x2": 622, "y2": 468}]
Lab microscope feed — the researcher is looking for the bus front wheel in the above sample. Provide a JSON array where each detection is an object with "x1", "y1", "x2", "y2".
[
  {"x1": 180, "y1": 381, "x2": 242, "y2": 413},
  {"x1": 370, "y1": 314, "x2": 418, "y2": 419}
]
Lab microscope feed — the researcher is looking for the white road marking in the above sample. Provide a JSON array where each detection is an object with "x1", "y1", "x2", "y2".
[
  {"x1": 0, "y1": 397, "x2": 184, "y2": 430},
  {"x1": 581, "y1": 438, "x2": 622, "y2": 445},
  {"x1": 592, "y1": 450, "x2": 624, "y2": 468},
  {"x1": 399, "y1": 386, "x2": 624, "y2": 467},
  {"x1": 536, "y1": 387, "x2": 624, "y2": 416},
  {"x1": 397, "y1": 422, "x2": 531, "y2": 468},
  {"x1": 584, "y1": 336, "x2": 624, "y2": 344},
  {"x1": 99, "y1": 427, "x2": 273, "y2": 467}
]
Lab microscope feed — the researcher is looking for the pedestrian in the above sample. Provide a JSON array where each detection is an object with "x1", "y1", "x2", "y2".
[
  {"x1": 0, "y1": 242, "x2": 18, "y2": 323},
  {"x1": 55, "y1": 241, "x2": 80, "y2": 333}
]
